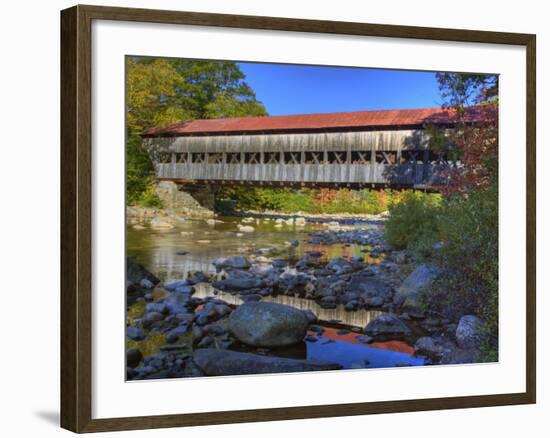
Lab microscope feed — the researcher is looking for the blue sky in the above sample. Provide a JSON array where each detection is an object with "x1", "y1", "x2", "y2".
[{"x1": 237, "y1": 62, "x2": 442, "y2": 116}]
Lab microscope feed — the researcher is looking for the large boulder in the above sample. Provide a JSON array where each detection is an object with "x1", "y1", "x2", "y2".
[
  {"x1": 364, "y1": 313, "x2": 412, "y2": 338},
  {"x1": 193, "y1": 349, "x2": 341, "y2": 376},
  {"x1": 455, "y1": 315, "x2": 485, "y2": 349},
  {"x1": 394, "y1": 264, "x2": 441, "y2": 317},
  {"x1": 229, "y1": 302, "x2": 308, "y2": 347},
  {"x1": 126, "y1": 257, "x2": 160, "y2": 288}
]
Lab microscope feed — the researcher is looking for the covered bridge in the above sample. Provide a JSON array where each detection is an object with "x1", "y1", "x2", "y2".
[{"x1": 141, "y1": 106, "x2": 490, "y2": 189}]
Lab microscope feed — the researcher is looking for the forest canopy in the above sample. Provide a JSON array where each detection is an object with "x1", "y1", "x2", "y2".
[{"x1": 126, "y1": 57, "x2": 267, "y2": 205}]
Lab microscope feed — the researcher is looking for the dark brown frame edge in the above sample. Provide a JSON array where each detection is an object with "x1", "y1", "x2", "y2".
[{"x1": 60, "y1": 4, "x2": 536, "y2": 433}]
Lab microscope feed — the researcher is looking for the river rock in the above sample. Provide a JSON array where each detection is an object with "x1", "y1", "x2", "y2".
[
  {"x1": 414, "y1": 336, "x2": 447, "y2": 356},
  {"x1": 127, "y1": 326, "x2": 146, "y2": 341},
  {"x1": 212, "y1": 277, "x2": 264, "y2": 291},
  {"x1": 166, "y1": 325, "x2": 189, "y2": 344},
  {"x1": 319, "y1": 296, "x2": 337, "y2": 309},
  {"x1": 348, "y1": 276, "x2": 391, "y2": 306},
  {"x1": 254, "y1": 256, "x2": 272, "y2": 264},
  {"x1": 455, "y1": 315, "x2": 485, "y2": 348},
  {"x1": 188, "y1": 271, "x2": 210, "y2": 284},
  {"x1": 237, "y1": 225, "x2": 255, "y2": 233},
  {"x1": 212, "y1": 256, "x2": 251, "y2": 270},
  {"x1": 394, "y1": 264, "x2": 441, "y2": 317},
  {"x1": 163, "y1": 280, "x2": 190, "y2": 291},
  {"x1": 126, "y1": 348, "x2": 143, "y2": 368},
  {"x1": 126, "y1": 257, "x2": 160, "y2": 288},
  {"x1": 162, "y1": 293, "x2": 193, "y2": 314},
  {"x1": 139, "y1": 278, "x2": 155, "y2": 289},
  {"x1": 327, "y1": 257, "x2": 353, "y2": 274},
  {"x1": 302, "y1": 309, "x2": 318, "y2": 323},
  {"x1": 149, "y1": 216, "x2": 175, "y2": 229},
  {"x1": 345, "y1": 300, "x2": 360, "y2": 311},
  {"x1": 228, "y1": 302, "x2": 308, "y2": 347},
  {"x1": 440, "y1": 346, "x2": 481, "y2": 364},
  {"x1": 364, "y1": 313, "x2": 412, "y2": 338},
  {"x1": 249, "y1": 264, "x2": 275, "y2": 277},
  {"x1": 174, "y1": 285, "x2": 194, "y2": 294},
  {"x1": 141, "y1": 311, "x2": 164, "y2": 328},
  {"x1": 193, "y1": 349, "x2": 341, "y2": 376},
  {"x1": 197, "y1": 336, "x2": 214, "y2": 348},
  {"x1": 145, "y1": 302, "x2": 167, "y2": 314}
]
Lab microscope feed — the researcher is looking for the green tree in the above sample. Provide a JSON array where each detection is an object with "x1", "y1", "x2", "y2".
[
  {"x1": 127, "y1": 58, "x2": 190, "y2": 132},
  {"x1": 125, "y1": 57, "x2": 267, "y2": 205},
  {"x1": 171, "y1": 60, "x2": 267, "y2": 119},
  {"x1": 427, "y1": 73, "x2": 499, "y2": 355},
  {"x1": 435, "y1": 73, "x2": 498, "y2": 110}
]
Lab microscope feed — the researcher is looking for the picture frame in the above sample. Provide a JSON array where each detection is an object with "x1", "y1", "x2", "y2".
[{"x1": 60, "y1": 4, "x2": 536, "y2": 433}]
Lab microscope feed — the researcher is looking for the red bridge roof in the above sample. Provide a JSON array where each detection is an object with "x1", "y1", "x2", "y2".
[{"x1": 142, "y1": 106, "x2": 494, "y2": 137}]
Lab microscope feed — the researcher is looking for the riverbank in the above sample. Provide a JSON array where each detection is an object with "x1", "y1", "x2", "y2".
[
  {"x1": 233, "y1": 209, "x2": 389, "y2": 225},
  {"x1": 127, "y1": 180, "x2": 393, "y2": 229},
  {"x1": 127, "y1": 204, "x2": 389, "y2": 232},
  {"x1": 126, "y1": 216, "x2": 488, "y2": 380}
]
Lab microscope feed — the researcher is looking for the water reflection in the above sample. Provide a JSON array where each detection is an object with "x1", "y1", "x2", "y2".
[
  {"x1": 307, "y1": 337, "x2": 424, "y2": 368},
  {"x1": 192, "y1": 283, "x2": 384, "y2": 328},
  {"x1": 127, "y1": 216, "x2": 380, "y2": 282}
]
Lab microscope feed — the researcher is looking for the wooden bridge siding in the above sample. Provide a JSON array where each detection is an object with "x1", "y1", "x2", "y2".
[
  {"x1": 155, "y1": 163, "x2": 437, "y2": 185},
  {"x1": 144, "y1": 128, "x2": 435, "y2": 154}
]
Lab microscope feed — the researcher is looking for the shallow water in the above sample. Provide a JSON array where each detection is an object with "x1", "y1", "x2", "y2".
[
  {"x1": 127, "y1": 216, "x2": 382, "y2": 282},
  {"x1": 127, "y1": 216, "x2": 426, "y2": 371}
]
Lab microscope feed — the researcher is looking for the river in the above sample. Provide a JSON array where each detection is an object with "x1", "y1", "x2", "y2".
[{"x1": 127, "y1": 216, "x2": 426, "y2": 373}]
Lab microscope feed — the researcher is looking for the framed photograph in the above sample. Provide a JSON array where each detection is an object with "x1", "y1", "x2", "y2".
[{"x1": 60, "y1": 4, "x2": 536, "y2": 433}]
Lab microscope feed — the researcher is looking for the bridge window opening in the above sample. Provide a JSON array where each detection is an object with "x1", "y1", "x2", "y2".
[
  {"x1": 191, "y1": 153, "x2": 206, "y2": 163},
  {"x1": 351, "y1": 151, "x2": 371, "y2": 164},
  {"x1": 207, "y1": 153, "x2": 224, "y2": 164},
  {"x1": 264, "y1": 152, "x2": 280, "y2": 164},
  {"x1": 244, "y1": 152, "x2": 261, "y2": 164},
  {"x1": 176, "y1": 153, "x2": 189, "y2": 163},
  {"x1": 284, "y1": 152, "x2": 301, "y2": 164},
  {"x1": 374, "y1": 151, "x2": 397, "y2": 164},
  {"x1": 304, "y1": 151, "x2": 323, "y2": 164},
  {"x1": 227, "y1": 153, "x2": 240, "y2": 164},
  {"x1": 327, "y1": 151, "x2": 347, "y2": 164}
]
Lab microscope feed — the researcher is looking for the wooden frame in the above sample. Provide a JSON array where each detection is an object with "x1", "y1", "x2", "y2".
[{"x1": 60, "y1": 4, "x2": 536, "y2": 433}]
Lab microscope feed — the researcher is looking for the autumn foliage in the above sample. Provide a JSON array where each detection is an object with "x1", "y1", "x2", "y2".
[{"x1": 438, "y1": 105, "x2": 498, "y2": 195}]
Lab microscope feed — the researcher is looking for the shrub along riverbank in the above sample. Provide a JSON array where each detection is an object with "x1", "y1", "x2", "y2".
[
  {"x1": 384, "y1": 184, "x2": 498, "y2": 359},
  {"x1": 218, "y1": 186, "x2": 422, "y2": 215}
]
